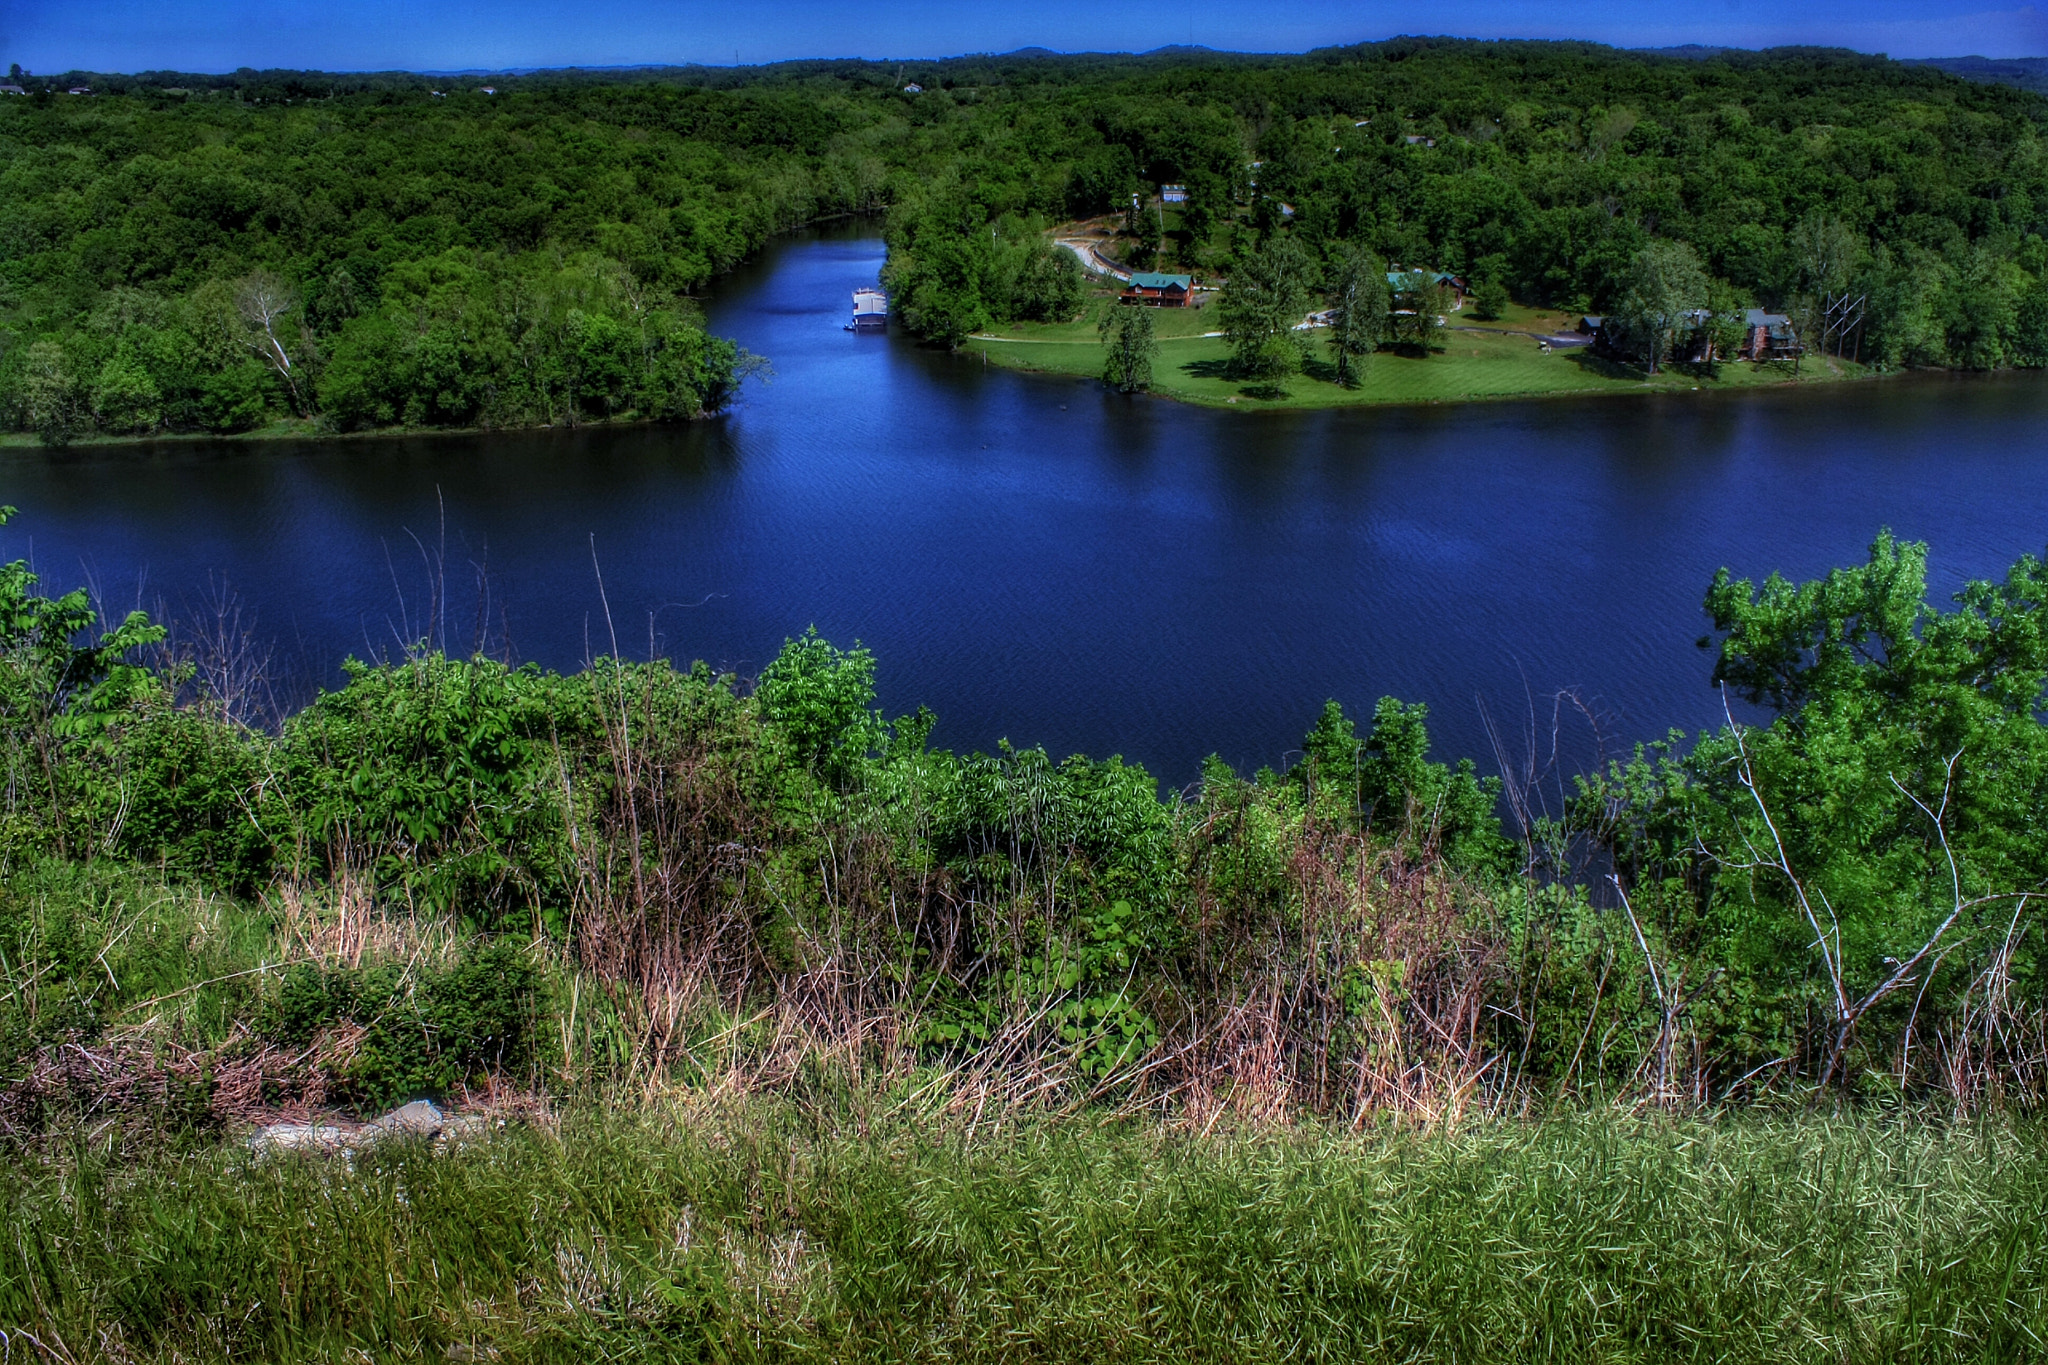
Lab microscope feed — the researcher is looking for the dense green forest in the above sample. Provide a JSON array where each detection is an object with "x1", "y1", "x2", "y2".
[
  {"x1": 876, "y1": 40, "x2": 2048, "y2": 363},
  {"x1": 0, "y1": 70, "x2": 889, "y2": 441},
  {"x1": 5, "y1": 38, "x2": 2048, "y2": 440}
]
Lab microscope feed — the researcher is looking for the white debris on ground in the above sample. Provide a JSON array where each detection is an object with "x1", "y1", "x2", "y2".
[
  {"x1": 249, "y1": 1122, "x2": 351, "y2": 1152},
  {"x1": 249, "y1": 1099, "x2": 493, "y2": 1155}
]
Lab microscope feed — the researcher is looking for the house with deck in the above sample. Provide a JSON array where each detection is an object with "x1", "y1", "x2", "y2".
[
  {"x1": 1120, "y1": 272, "x2": 1193, "y2": 307},
  {"x1": 1742, "y1": 309, "x2": 1800, "y2": 360}
]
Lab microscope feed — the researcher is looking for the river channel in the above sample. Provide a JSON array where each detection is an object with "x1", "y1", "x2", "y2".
[{"x1": 5, "y1": 223, "x2": 2048, "y2": 788}]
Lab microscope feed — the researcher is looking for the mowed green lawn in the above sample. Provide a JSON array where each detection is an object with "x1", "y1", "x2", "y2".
[{"x1": 967, "y1": 295, "x2": 1871, "y2": 409}]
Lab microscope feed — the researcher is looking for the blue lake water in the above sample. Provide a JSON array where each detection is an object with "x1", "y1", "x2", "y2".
[{"x1": 5, "y1": 224, "x2": 2047, "y2": 788}]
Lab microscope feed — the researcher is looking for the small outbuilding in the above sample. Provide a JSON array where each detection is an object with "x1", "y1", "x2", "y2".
[
  {"x1": 1161, "y1": 184, "x2": 1187, "y2": 204},
  {"x1": 1121, "y1": 272, "x2": 1193, "y2": 307}
]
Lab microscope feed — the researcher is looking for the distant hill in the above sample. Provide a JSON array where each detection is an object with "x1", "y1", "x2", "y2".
[
  {"x1": 1904, "y1": 56, "x2": 2048, "y2": 95},
  {"x1": 1639, "y1": 47, "x2": 2048, "y2": 96}
]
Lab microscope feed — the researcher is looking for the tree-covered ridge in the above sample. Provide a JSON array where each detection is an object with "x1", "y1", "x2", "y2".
[
  {"x1": 876, "y1": 40, "x2": 2048, "y2": 368},
  {"x1": 0, "y1": 79, "x2": 903, "y2": 439},
  {"x1": 4, "y1": 38, "x2": 2046, "y2": 440},
  {"x1": 1907, "y1": 56, "x2": 2048, "y2": 99}
]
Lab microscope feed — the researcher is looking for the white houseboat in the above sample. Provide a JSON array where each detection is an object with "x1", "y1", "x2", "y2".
[{"x1": 850, "y1": 288, "x2": 888, "y2": 331}]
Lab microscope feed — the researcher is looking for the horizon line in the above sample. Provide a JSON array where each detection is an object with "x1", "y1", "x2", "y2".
[{"x1": 14, "y1": 37, "x2": 2048, "y2": 81}]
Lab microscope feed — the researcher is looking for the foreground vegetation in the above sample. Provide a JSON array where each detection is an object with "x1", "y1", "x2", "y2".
[
  {"x1": 5, "y1": 503, "x2": 2048, "y2": 1351},
  {"x1": 5, "y1": 1101, "x2": 2046, "y2": 1362},
  {"x1": 4, "y1": 502, "x2": 2048, "y2": 1119},
  {"x1": 6, "y1": 39, "x2": 2048, "y2": 441}
]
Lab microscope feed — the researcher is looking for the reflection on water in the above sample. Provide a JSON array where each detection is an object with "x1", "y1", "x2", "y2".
[{"x1": 4, "y1": 222, "x2": 2047, "y2": 785}]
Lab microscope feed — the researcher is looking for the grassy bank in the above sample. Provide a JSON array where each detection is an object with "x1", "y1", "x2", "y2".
[
  {"x1": 968, "y1": 297, "x2": 1874, "y2": 409},
  {"x1": 3, "y1": 1102, "x2": 2043, "y2": 1362},
  {"x1": 2, "y1": 860, "x2": 2043, "y2": 1361}
]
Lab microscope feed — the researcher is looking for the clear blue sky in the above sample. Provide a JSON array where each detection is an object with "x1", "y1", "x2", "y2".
[{"x1": 6, "y1": 0, "x2": 2045, "y2": 75}]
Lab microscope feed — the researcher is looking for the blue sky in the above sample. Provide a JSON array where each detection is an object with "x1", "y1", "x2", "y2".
[{"x1": 6, "y1": 0, "x2": 2045, "y2": 75}]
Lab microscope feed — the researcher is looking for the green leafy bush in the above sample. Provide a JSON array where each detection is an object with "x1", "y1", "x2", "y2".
[
  {"x1": 757, "y1": 627, "x2": 881, "y2": 785},
  {"x1": 93, "y1": 702, "x2": 272, "y2": 890},
  {"x1": 273, "y1": 654, "x2": 569, "y2": 923},
  {"x1": 1297, "y1": 696, "x2": 1511, "y2": 873},
  {"x1": 268, "y1": 938, "x2": 546, "y2": 1110}
]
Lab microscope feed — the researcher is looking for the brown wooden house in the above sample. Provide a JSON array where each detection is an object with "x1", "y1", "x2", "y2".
[{"x1": 1120, "y1": 272, "x2": 1193, "y2": 307}]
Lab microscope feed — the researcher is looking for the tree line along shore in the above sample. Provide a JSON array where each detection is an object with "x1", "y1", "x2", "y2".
[{"x1": 6, "y1": 39, "x2": 2048, "y2": 442}]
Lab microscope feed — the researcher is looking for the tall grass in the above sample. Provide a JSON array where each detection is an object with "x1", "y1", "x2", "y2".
[{"x1": 1, "y1": 1104, "x2": 2042, "y2": 1362}]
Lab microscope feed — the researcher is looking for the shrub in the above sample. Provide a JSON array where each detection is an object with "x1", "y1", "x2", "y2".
[
  {"x1": 94, "y1": 702, "x2": 273, "y2": 890},
  {"x1": 268, "y1": 937, "x2": 547, "y2": 1110},
  {"x1": 1473, "y1": 277, "x2": 1509, "y2": 320},
  {"x1": 273, "y1": 654, "x2": 569, "y2": 924}
]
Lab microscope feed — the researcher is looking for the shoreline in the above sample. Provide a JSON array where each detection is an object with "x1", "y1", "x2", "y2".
[
  {"x1": 3, "y1": 325, "x2": 2026, "y2": 450},
  {"x1": 0, "y1": 357, "x2": 1963, "y2": 450},
  {"x1": 2, "y1": 353, "x2": 2008, "y2": 450},
  {"x1": 0, "y1": 409, "x2": 720, "y2": 453}
]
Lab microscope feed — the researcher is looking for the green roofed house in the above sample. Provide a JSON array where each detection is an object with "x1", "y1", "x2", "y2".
[
  {"x1": 1387, "y1": 268, "x2": 1466, "y2": 309},
  {"x1": 1120, "y1": 272, "x2": 1193, "y2": 307}
]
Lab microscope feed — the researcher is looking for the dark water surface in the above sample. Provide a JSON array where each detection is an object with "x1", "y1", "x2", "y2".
[{"x1": 7, "y1": 225, "x2": 2048, "y2": 785}]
